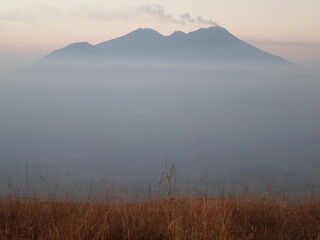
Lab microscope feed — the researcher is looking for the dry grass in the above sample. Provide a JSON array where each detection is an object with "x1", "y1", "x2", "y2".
[{"x1": 0, "y1": 194, "x2": 319, "y2": 240}]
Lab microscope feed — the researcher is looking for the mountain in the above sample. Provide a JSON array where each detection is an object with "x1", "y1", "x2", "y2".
[{"x1": 36, "y1": 26, "x2": 290, "y2": 68}]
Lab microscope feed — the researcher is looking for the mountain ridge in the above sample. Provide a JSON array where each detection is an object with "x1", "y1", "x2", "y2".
[{"x1": 38, "y1": 26, "x2": 290, "y2": 67}]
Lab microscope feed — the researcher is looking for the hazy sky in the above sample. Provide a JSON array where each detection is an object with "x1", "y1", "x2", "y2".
[{"x1": 1, "y1": 0, "x2": 320, "y2": 74}]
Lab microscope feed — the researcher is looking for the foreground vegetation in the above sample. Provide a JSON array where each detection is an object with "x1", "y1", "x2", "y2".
[{"x1": 0, "y1": 194, "x2": 319, "y2": 240}]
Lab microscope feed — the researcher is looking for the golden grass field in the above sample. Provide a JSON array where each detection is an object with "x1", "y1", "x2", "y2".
[{"x1": 1, "y1": 194, "x2": 319, "y2": 240}]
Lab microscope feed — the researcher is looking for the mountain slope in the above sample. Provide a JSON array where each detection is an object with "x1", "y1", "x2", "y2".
[{"x1": 37, "y1": 26, "x2": 290, "y2": 67}]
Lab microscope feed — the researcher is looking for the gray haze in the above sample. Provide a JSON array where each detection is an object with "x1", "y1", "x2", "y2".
[{"x1": 0, "y1": 27, "x2": 319, "y2": 199}]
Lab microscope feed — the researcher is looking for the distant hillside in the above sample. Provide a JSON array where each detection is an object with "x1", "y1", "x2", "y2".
[{"x1": 37, "y1": 26, "x2": 290, "y2": 68}]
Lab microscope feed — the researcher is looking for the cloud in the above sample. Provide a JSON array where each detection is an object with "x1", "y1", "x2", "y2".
[
  {"x1": 0, "y1": 4, "x2": 218, "y2": 27},
  {"x1": 138, "y1": 4, "x2": 176, "y2": 22},
  {"x1": 179, "y1": 13, "x2": 196, "y2": 23},
  {"x1": 179, "y1": 13, "x2": 217, "y2": 25},
  {"x1": 196, "y1": 16, "x2": 217, "y2": 26},
  {"x1": 139, "y1": 4, "x2": 218, "y2": 26}
]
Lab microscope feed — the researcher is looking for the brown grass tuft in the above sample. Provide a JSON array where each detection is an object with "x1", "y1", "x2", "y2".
[{"x1": 0, "y1": 195, "x2": 319, "y2": 240}]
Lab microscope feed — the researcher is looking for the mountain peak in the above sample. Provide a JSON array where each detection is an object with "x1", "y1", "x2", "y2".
[
  {"x1": 188, "y1": 26, "x2": 231, "y2": 36},
  {"x1": 183, "y1": 26, "x2": 240, "y2": 45},
  {"x1": 96, "y1": 28, "x2": 164, "y2": 47},
  {"x1": 66, "y1": 42, "x2": 93, "y2": 48},
  {"x1": 124, "y1": 28, "x2": 164, "y2": 39},
  {"x1": 132, "y1": 28, "x2": 161, "y2": 34},
  {"x1": 45, "y1": 41, "x2": 96, "y2": 60},
  {"x1": 169, "y1": 31, "x2": 186, "y2": 38}
]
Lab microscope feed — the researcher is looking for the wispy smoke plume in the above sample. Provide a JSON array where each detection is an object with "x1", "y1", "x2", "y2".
[
  {"x1": 196, "y1": 16, "x2": 217, "y2": 26},
  {"x1": 179, "y1": 13, "x2": 195, "y2": 23},
  {"x1": 179, "y1": 13, "x2": 217, "y2": 25},
  {"x1": 138, "y1": 5, "x2": 175, "y2": 22},
  {"x1": 1, "y1": 4, "x2": 218, "y2": 27},
  {"x1": 139, "y1": 4, "x2": 218, "y2": 26}
]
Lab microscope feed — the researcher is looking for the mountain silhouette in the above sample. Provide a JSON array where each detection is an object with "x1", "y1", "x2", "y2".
[{"x1": 38, "y1": 26, "x2": 290, "y2": 67}]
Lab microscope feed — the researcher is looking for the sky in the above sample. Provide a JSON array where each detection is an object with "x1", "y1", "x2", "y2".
[{"x1": 1, "y1": 0, "x2": 320, "y2": 74}]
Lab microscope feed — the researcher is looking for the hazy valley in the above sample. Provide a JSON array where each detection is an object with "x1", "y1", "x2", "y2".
[{"x1": 1, "y1": 26, "x2": 319, "y2": 198}]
